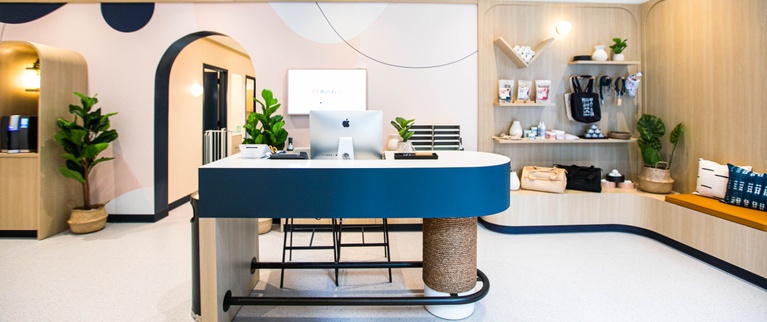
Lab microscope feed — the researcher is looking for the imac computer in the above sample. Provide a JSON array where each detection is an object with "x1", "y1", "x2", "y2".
[{"x1": 309, "y1": 110, "x2": 383, "y2": 160}]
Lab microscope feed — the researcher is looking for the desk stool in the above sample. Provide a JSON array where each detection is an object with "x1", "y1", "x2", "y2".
[
  {"x1": 334, "y1": 218, "x2": 392, "y2": 283},
  {"x1": 281, "y1": 218, "x2": 339, "y2": 288}
]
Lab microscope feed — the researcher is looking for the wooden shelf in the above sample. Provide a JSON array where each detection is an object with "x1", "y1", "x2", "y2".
[
  {"x1": 495, "y1": 102, "x2": 555, "y2": 107},
  {"x1": 568, "y1": 60, "x2": 640, "y2": 65},
  {"x1": 0, "y1": 153, "x2": 39, "y2": 159},
  {"x1": 494, "y1": 37, "x2": 554, "y2": 68},
  {"x1": 493, "y1": 136, "x2": 637, "y2": 144}
]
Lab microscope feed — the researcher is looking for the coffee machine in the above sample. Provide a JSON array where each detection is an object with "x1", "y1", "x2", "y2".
[{"x1": 1, "y1": 115, "x2": 38, "y2": 153}]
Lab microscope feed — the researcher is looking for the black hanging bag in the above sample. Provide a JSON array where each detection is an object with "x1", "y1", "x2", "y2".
[
  {"x1": 554, "y1": 164, "x2": 603, "y2": 192},
  {"x1": 569, "y1": 76, "x2": 601, "y2": 123}
]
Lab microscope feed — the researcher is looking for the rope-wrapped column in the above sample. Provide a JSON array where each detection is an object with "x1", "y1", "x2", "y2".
[{"x1": 422, "y1": 217, "x2": 477, "y2": 293}]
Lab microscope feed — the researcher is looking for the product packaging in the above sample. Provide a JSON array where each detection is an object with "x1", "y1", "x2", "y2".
[
  {"x1": 535, "y1": 80, "x2": 551, "y2": 103},
  {"x1": 515, "y1": 80, "x2": 532, "y2": 103},
  {"x1": 498, "y1": 79, "x2": 514, "y2": 103}
]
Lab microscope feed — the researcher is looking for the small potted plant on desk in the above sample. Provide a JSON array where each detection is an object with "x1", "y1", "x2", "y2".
[
  {"x1": 242, "y1": 88, "x2": 288, "y2": 234},
  {"x1": 610, "y1": 38, "x2": 628, "y2": 61},
  {"x1": 637, "y1": 114, "x2": 684, "y2": 194},
  {"x1": 243, "y1": 88, "x2": 289, "y2": 153},
  {"x1": 390, "y1": 116, "x2": 415, "y2": 152},
  {"x1": 55, "y1": 92, "x2": 118, "y2": 233}
]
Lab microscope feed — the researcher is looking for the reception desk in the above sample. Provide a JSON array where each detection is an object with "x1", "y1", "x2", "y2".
[{"x1": 196, "y1": 151, "x2": 510, "y2": 321}]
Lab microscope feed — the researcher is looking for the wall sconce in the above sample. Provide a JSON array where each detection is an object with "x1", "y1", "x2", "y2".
[
  {"x1": 190, "y1": 82, "x2": 204, "y2": 98},
  {"x1": 23, "y1": 59, "x2": 40, "y2": 92},
  {"x1": 556, "y1": 21, "x2": 572, "y2": 36}
]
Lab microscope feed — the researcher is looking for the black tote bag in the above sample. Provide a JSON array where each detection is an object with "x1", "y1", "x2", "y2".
[{"x1": 569, "y1": 76, "x2": 601, "y2": 123}]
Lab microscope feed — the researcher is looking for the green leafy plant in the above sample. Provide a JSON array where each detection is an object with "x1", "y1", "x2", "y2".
[
  {"x1": 609, "y1": 38, "x2": 628, "y2": 54},
  {"x1": 390, "y1": 117, "x2": 415, "y2": 142},
  {"x1": 243, "y1": 89, "x2": 289, "y2": 150},
  {"x1": 637, "y1": 114, "x2": 684, "y2": 169},
  {"x1": 54, "y1": 92, "x2": 118, "y2": 210}
]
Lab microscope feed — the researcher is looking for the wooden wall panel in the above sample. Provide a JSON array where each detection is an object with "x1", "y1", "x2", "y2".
[
  {"x1": 642, "y1": 0, "x2": 767, "y2": 193},
  {"x1": 479, "y1": 2, "x2": 643, "y2": 178}
]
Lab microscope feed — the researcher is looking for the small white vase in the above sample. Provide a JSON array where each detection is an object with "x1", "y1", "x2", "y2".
[
  {"x1": 387, "y1": 134, "x2": 400, "y2": 151},
  {"x1": 397, "y1": 141, "x2": 415, "y2": 152},
  {"x1": 613, "y1": 53, "x2": 625, "y2": 61},
  {"x1": 510, "y1": 171, "x2": 521, "y2": 191},
  {"x1": 509, "y1": 121, "x2": 523, "y2": 139},
  {"x1": 592, "y1": 45, "x2": 608, "y2": 61}
]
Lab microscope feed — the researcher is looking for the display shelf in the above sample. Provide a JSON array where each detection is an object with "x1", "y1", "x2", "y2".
[
  {"x1": 0, "y1": 153, "x2": 39, "y2": 159},
  {"x1": 494, "y1": 102, "x2": 555, "y2": 107},
  {"x1": 568, "y1": 60, "x2": 640, "y2": 65},
  {"x1": 492, "y1": 136, "x2": 637, "y2": 144},
  {"x1": 494, "y1": 37, "x2": 554, "y2": 68}
]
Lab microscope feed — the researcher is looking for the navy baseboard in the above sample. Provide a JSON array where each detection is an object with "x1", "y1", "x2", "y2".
[
  {"x1": 0, "y1": 230, "x2": 36, "y2": 238},
  {"x1": 478, "y1": 218, "x2": 767, "y2": 291}
]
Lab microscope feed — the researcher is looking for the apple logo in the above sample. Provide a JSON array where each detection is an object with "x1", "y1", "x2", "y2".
[{"x1": 342, "y1": 118, "x2": 350, "y2": 128}]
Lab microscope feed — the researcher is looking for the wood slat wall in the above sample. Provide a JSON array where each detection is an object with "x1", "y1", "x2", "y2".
[
  {"x1": 641, "y1": 0, "x2": 767, "y2": 193},
  {"x1": 478, "y1": 1, "x2": 643, "y2": 178}
]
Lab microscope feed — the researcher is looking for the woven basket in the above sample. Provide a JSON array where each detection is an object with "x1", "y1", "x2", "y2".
[
  {"x1": 257, "y1": 218, "x2": 272, "y2": 234},
  {"x1": 638, "y1": 166, "x2": 674, "y2": 194},
  {"x1": 68, "y1": 205, "x2": 107, "y2": 234}
]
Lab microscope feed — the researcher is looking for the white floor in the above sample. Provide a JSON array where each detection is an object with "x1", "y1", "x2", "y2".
[{"x1": 1, "y1": 203, "x2": 766, "y2": 321}]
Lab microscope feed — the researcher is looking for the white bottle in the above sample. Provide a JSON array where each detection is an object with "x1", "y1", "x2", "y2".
[
  {"x1": 510, "y1": 171, "x2": 521, "y2": 191},
  {"x1": 538, "y1": 121, "x2": 546, "y2": 139}
]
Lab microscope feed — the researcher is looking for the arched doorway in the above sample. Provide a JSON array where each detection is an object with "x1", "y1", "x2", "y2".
[{"x1": 154, "y1": 31, "x2": 254, "y2": 219}]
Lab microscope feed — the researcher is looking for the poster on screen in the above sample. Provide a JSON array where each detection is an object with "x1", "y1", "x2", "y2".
[{"x1": 287, "y1": 69, "x2": 367, "y2": 115}]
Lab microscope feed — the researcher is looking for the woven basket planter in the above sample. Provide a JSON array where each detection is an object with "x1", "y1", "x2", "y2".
[
  {"x1": 638, "y1": 166, "x2": 674, "y2": 194},
  {"x1": 68, "y1": 205, "x2": 107, "y2": 234}
]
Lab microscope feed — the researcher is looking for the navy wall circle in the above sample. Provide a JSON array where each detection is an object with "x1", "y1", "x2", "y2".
[
  {"x1": 101, "y1": 3, "x2": 154, "y2": 33},
  {"x1": 0, "y1": 3, "x2": 65, "y2": 24}
]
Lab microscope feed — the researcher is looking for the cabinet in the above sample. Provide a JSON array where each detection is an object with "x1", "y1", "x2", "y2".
[{"x1": 0, "y1": 41, "x2": 88, "y2": 239}]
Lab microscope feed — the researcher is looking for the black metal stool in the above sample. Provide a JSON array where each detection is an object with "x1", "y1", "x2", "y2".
[
  {"x1": 334, "y1": 218, "x2": 392, "y2": 283},
  {"x1": 280, "y1": 218, "x2": 339, "y2": 288}
]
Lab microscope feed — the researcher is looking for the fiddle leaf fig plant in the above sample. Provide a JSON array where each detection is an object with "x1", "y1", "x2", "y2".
[
  {"x1": 610, "y1": 38, "x2": 628, "y2": 54},
  {"x1": 637, "y1": 114, "x2": 684, "y2": 169},
  {"x1": 390, "y1": 117, "x2": 415, "y2": 142},
  {"x1": 54, "y1": 92, "x2": 118, "y2": 210},
  {"x1": 243, "y1": 89, "x2": 289, "y2": 150}
]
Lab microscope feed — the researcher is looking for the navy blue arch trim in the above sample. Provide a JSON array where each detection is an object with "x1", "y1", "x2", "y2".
[
  {"x1": 477, "y1": 218, "x2": 767, "y2": 291},
  {"x1": 154, "y1": 31, "x2": 226, "y2": 218},
  {"x1": 0, "y1": 3, "x2": 65, "y2": 24},
  {"x1": 101, "y1": 3, "x2": 154, "y2": 33}
]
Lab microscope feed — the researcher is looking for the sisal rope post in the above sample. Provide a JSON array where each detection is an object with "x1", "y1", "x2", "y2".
[{"x1": 422, "y1": 217, "x2": 477, "y2": 294}]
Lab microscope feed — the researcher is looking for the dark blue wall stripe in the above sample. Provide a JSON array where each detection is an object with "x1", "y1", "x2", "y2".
[
  {"x1": 154, "y1": 31, "x2": 226, "y2": 219},
  {"x1": 0, "y1": 3, "x2": 65, "y2": 24},
  {"x1": 478, "y1": 218, "x2": 767, "y2": 291},
  {"x1": 100, "y1": 3, "x2": 154, "y2": 33}
]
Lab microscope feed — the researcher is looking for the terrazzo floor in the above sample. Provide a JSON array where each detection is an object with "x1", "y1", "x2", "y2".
[{"x1": 1, "y1": 203, "x2": 766, "y2": 321}]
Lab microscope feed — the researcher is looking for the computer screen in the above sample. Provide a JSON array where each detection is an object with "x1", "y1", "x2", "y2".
[
  {"x1": 309, "y1": 110, "x2": 383, "y2": 160},
  {"x1": 287, "y1": 69, "x2": 367, "y2": 115}
]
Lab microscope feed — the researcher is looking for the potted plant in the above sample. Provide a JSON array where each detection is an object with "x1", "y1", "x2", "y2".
[
  {"x1": 243, "y1": 89, "x2": 289, "y2": 151},
  {"x1": 390, "y1": 116, "x2": 415, "y2": 151},
  {"x1": 610, "y1": 38, "x2": 628, "y2": 61},
  {"x1": 54, "y1": 92, "x2": 118, "y2": 233},
  {"x1": 636, "y1": 114, "x2": 684, "y2": 194}
]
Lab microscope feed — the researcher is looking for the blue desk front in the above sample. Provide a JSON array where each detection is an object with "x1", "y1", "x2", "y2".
[
  {"x1": 198, "y1": 151, "x2": 510, "y2": 219},
  {"x1": 196, "y1": 151, "x2": 510, "y2": 321}
]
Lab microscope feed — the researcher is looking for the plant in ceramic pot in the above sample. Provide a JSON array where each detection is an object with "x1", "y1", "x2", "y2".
[
  {"x1": 243, "y1": 89, "x2": 289, "y2": 151},
  {"x1": 636, "y1": 114, "x2": 684, "y2": 194},
  {"x1": 54, "y1": 92, "x2": 118, "y2": 233},
  {"x1": 390, "y1": 116, "x2": 415, "y2": 151},
  {"x1": 610, "y1": 38, "x2": 628, "y2": 61}
]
